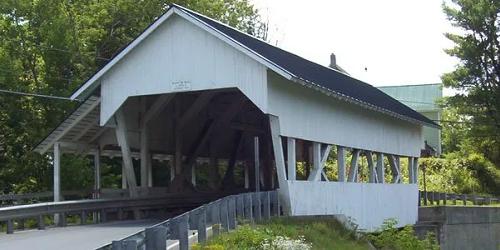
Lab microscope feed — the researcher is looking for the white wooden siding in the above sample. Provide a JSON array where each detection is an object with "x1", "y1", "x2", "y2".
[
  {"x1": 267, "y1": 72, "x2": 423, "y2": 157},
  {"x1": 288, "y1": 181, "x2": 418, "y2": 231},
  {"x1": 100, "y1": 15, "x2": 267, "y2": 125}
]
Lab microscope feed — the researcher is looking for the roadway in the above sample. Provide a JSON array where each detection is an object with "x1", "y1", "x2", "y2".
[{"x1": 0, "y1": 219, "x2": 162, "y2": 250}]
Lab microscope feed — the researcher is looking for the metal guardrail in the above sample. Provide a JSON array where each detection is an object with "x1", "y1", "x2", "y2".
[
  {"x1": 0, "y1": 189, "x2": 93, "y2": 206},
  {"x1": 419, "y1": 191, "x2": 500, "y2": 206},
  {"x1": 101, "y1": 190, "x2": 281, "y2": 250},
  {"x1": 0, "y1": 192, "x2": 221, "y2": 234}
]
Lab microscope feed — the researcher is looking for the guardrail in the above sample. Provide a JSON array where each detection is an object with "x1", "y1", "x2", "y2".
[
  {"x1": 100, "y1": 190, "x2": 281, "y2": 250},
  {"x1": 0, "y1": 192, "x2": 223, "y2": 234},
  {"x1": 419, "y1": 191, "x2": 500, "y2": 206},
  {"x1": 0, "y1": 189, "x2": 93, "y2": 207}
]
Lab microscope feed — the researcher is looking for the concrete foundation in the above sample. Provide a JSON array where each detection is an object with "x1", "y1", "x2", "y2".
[{"x1": 417, "y1": 206, "x2": 500, "y2": 250}]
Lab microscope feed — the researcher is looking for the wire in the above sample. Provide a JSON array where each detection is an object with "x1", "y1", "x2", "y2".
[
  {"x1": 0, "y1": 89, "x2": 79, "y2": 101},
  {"x1": 1, "y1": 37, "x2": 111, "y2": 61},
  {"x1": 0, "y1": 68, "x2": 73, "y2": 82}
]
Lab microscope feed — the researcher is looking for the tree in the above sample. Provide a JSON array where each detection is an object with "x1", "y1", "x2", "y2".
[
  {"x1": 442, "y1": 0, "x2": 500, "y2": 167},
  {"x1": 0, "y1": 0, "x2": 266, "y2": 193}
]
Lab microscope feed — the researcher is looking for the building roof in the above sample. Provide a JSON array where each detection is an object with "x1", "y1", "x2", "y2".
[
  {"x1": 378, "y1": 83, "x2": 442, "y2": 112},
  {"x1": 68, "y1": 4, "x2": 437, "y2": 128}
]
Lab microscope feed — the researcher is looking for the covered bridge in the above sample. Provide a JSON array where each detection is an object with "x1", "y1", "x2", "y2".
[{"x1": 34, "y1": 4, "x2": 438, "y2": 231}]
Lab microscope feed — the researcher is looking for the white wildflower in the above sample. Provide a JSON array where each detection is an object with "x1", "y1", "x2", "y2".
[{"x1": 261, "y1": 235, "x2": 312, "y2": 250}]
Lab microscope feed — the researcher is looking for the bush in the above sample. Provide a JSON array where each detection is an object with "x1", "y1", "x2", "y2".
[
  {"x1": 419, "y1": 152, "x2": 500, "y2": 195},
  {"x1": 368, "y1": 219, "x2": 439, "y2": 250}
]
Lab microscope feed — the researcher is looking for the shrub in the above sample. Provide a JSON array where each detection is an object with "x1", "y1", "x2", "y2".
[{"x1": 368, "y1": 219, "x2": 439, "y2": 250}]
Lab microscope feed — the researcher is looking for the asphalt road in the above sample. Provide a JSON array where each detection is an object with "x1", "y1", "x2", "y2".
[{"x1": 0, "y1": 219, "x2": 162, "y2": 250}]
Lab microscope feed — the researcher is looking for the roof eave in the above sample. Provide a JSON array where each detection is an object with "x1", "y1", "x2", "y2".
[{"x1": 290, "y1": 76, "x2": 441, "y2": 129}]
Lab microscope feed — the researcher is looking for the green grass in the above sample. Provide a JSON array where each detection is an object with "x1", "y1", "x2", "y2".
[{"x1": 193, "y1": 217, "x2": 370, "y2": 250}]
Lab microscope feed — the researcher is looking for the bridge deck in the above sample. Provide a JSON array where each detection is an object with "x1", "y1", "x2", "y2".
[{"x1": 0, "y1": 219, "x2": 161, "y2": 250}]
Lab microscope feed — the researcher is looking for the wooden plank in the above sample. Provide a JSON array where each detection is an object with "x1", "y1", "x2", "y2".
[
  {"x1": 268, "y1": 115, "x2": 290, "y2": 214},
  {"x1": 347, "y1": 149, "x2": 360, "y2": 182},
  {"x1": 254, "y1": 137, "x2": 260, "y2": 192},
  {"x1": 41, "y1": 97, "x2": 101, "y2": 153},
  {"x1": 72, "y1": 115, "x2": 99, "y2": 142},
  {"x1": 143, "y1": 94, "x2": 174, "y2": 124},
  {"x1": 308, "y1": 143, "x2": 331, "y2": 181},
  {"x1": 337, "y1": 146, "x2": 346, "y2": 182},
  {"x1": 287, "y1": 137, "x2": 296, "y2": 181},
  {"x1": 177, "y1": 92, "x2": 215, "y2": 128},
  {"x1": 114, "y1": 110, "x2": 138, "y2": 197},
  {"x1": 366, "y1": 151, "x2": 378, "y2": 183},
  {"x1": 388, "y1": 155, "x2": 401, "y2": 183},
  {"x1": 376, "y1": 153, "x2": 385, "y2": 183}
]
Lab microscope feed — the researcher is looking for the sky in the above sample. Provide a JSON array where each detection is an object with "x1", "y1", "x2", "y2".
[{"x1": 250, "y1": 0, "x2": 459, "y2": 93}]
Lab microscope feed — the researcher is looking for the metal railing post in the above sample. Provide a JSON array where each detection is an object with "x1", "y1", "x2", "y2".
[
  {"x1": 145, "y1": 226, "x2": 167, "y2": 250},
  {"x1": 236, "y1": 195, "x2": 244, "y2": 219},
  {"x1": 197, "y1": 206, "x2": 207, "y2": 243},
  {"x1": 253, "y1": 192, "x2": 261, "y2": 221},
  {"x1": 6, "y1": 219, "x2": 14, "y2": 234},
  {"x1": 263, "y1": 192, "x2": 271, "y2": 220},
  {"x1": 38, "y1": 215, "x2": 45, "y2": 230},
  {"x1": 228, "y1": 196, "x2": 236, "y2": 230},
  {"x1": 220, "y1": 198, "x2": 229, "y2": 232},
  {"x1": 209, "y1": 201, "x2": 221, "y2": 236},
  {"x1": 244, "y1": 193, "x2": 253, "y2": 222},
  {"x1": 177, "y1": 215, "x2": 189, "y2": 250}
]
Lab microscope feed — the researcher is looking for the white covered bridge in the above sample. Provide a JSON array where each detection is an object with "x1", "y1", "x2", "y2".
[{"x1": 34, "y1": 4, "x2": 437, "y2": 231}]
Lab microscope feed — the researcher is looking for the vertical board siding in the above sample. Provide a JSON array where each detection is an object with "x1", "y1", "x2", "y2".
[
  {"x1": 288, "y1": 181, "x2": 418, "y2": 231},
  {"x1": 100, "y1": 15, "x2": 267, "y2": 125},
  {"x1": 267, "y1": 72, "x2": 423, "y2": 157}
]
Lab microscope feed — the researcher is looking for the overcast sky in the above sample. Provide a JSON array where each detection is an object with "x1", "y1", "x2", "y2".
[{"x1": 250, "y1": 0, "x2": 459, "y2": 92}]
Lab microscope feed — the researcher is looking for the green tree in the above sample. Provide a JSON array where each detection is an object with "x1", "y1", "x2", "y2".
[
  {"x1": 0, "y1": 0, "x2": 266, "y2": 194},
  {"x1": 442, "y1": 0, "x2": 500, "y2": 167}
]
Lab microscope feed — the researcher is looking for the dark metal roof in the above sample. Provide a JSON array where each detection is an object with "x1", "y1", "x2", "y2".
[{"x1": 174, "y1": 4, "x2": 438, "y2": 128}]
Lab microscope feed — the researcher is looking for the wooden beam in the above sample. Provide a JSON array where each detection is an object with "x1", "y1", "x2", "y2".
[
  {"x1": 41, "y1": 97, "x2": 101, "y2": 153},
  {"x1": 413, "y1": 158, "x2": 419, "y2": 184},
  {"x1": 88, "y1": 127, "x2": 109, "y2": 143},
  {"x1": 222, "y1": 131, "x2": 244, "y2": 187},
  {"x1": 268, "y1": 115, "x2": 290, "y2": 214},
  {"x1": 337, "y1": 146, "x2": 346, "y2": 182},
  {"x1": 254, "y1": 137, "x2": 260, "y2": 192},
  {"x1": 143, "y1": 94, "x2": 174, "y2": 125},
  {"x1": 321, "y1": 171, "x2": 330, "y2": 181},
  {"x1": 140, "y1": 97, "x2": 151, "y2": 188},
  {"x1": 94, "y1": 148, "x2": 101, "y2": 199},
  {"x1": 366, "y1": 151, "x2": 378, "y2": 183},
  {"x1": 72, "y1": 115, "x2": 99, "y2": 142},
  {"x1": 53, "y1": 142, "x2": 61, "y2": 202},
  {"x1": 53, "y1": 142, "x2": 61, "y2": 225},
  {"x1": 376, "y1": 153, "x2": 385, "y2": 184},
  {"x1": 177, "y1": 92, "x2": 215, "y2": 129},
  {"x1": 230, "y1": 122, "x2": 264, "y2": 134},
  {"x1": 114, "y1": 110, "x2": 138, "y2": 197},
  {"x1": 308, "y1": 144, "x2": 331, "y2": 181},
  {"x1": 287, "y1": 137, "x2": 296, "y2": 181},
  {"x1": 408, "y1": 157, "x2": 414, "y2": 184},
  {"x1": 347, "y1": 149, "x2": 360, "y2": 182},
  {"x1": 388, "y1": 155, "x2": 401, "y2": 183}
]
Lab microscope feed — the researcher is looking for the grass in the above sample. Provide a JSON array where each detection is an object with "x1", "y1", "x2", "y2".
[{"x1": 193, "y1": 216, "x2": 370, "y2": 250}]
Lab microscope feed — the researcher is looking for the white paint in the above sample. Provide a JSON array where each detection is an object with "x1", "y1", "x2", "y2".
[
  {"x1": 269, "y1": 115, "x2": 291, "y2": 213},
  {"x1": 100, "y1": 15, "x2": 267, "y2": 125},
  {"x1": 268, "y1": 72, "x2": 423, "y2": 157},
  {"x1": 288, "y1": 180, "x2": 418, "y2": 231},
  {"x1": 337, "y1": 146, "x2": 346, "y2": 182},
  {"x1": 53, "y1": 143, "x2": 61, "y2": 202},
  {"x1": 287, "y1": 137, "x2": 296, "y2": 181}
]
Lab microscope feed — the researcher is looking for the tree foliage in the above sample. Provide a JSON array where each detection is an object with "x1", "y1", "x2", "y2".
[
  {"x1": 442, "y1": 0, "x2": 500, "y2": 166},
  {"x1": 0, "y1": 0, "x2": 266, "y2": 194}
]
